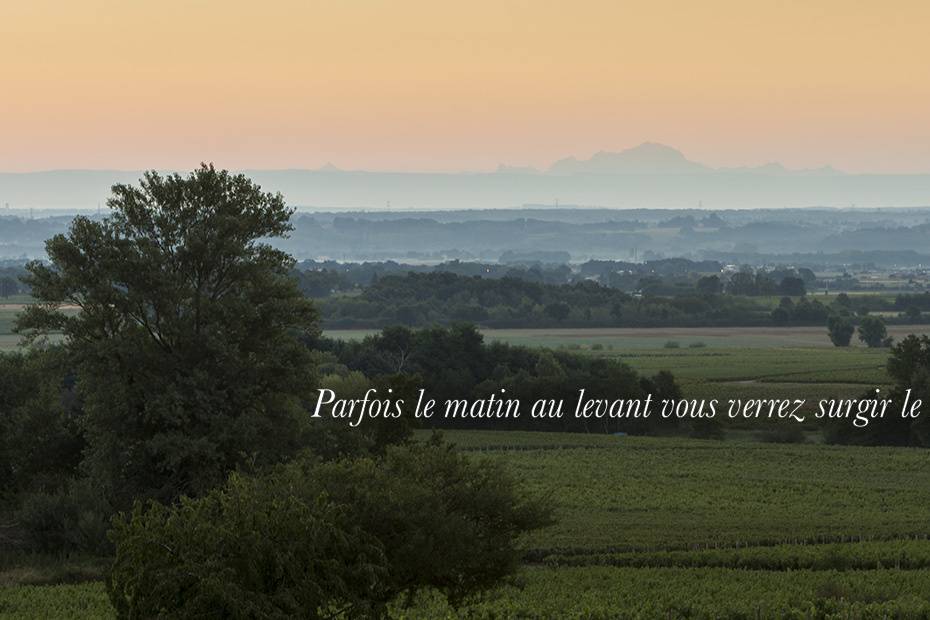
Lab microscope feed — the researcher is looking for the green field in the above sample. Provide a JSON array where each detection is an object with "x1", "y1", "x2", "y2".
[
  {"x1": 9, "y1": 433, "x2": 930, "y2": 617},
  {"x1": 445, "y1": 433, "x2": 930, "y2": 552},
  {"x1": 325, "y1": 325, "x2": 930, "y2": 350},
  {"x1": 429, "y1": 433, "x2": 930, "y2": 617},
  {"x1": 0, "y1": 584, "x2": 112, "y2": 619},
  {"x1": 0, "y1": 304, "x2": 70, "y2": 351}
]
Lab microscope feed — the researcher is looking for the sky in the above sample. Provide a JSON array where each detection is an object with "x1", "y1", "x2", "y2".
[{"x1": 1, "y1": 0, "x2": 929, "y2": 174}]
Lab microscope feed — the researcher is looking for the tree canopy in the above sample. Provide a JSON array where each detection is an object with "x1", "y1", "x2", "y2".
[{"x1": 17, "y1": 165, "x2": 320, "y2": 505}]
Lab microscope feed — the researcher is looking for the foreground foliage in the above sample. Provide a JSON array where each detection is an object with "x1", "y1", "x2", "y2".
[
  {"x1": 107, "y1": 473, "x2": 384, "y2": 619},
  {"x1": 107, "y1": 441, "x2": 551, "y2": 618}
]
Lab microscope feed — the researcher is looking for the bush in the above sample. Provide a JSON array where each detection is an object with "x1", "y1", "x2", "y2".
[
  {"x1": 688, "y1": 418, "x2": 724, "y2": 440},
  {"x1": 307, "y1": 441, "x2": 551, "y2": 605},
  {"x1": 108, "y1": 440, "x2": 552, "y2": 617},
  {"x1": 827, "y1": 315, "x2": 855, "y2": 347},
  {"x1": 108, "y1": 473, "x2": 384, "y2": 619},
  {"x1": 664, "y1": 340, "x2": 680, "y2": 349},
  {"x1": 858, "y1": 316, "x2": 891, "y2": 348},
  {"x1": 0, "y1": 347, "x2": 84, "y2": 498},
  {"x1": 757, "y1": 426, "x2": 806, "y2": 444},
  {"x1": 15, "y1": 480, "x2": 112, "y2": 555}
]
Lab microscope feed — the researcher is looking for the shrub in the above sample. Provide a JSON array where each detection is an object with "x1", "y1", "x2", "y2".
[
  {"x1": 664, "y1": 340, "x2": 680, "y2": 349},
  {"x1": 757, "y1": 426, "x2": 806, "y2": 444},
  {"x1": 858, "y1": 316, "x2": 891, "y2": 348},
  {"x1": 0, "y1": 347, "x2": 84, "y2": 498},
  {"x1": 108, "y1": 473, "x2": 384, "y2": 619},
  {"x1": 688, "y1": 418, "x2": 724, "y2": 440},
  {"x1": 904, "y1": 306, "x2": 922, "y2": 322},
  {"x1": 15, "y1": 479, "x2": 112, "y2": 555},
  {"x1": 827, "y1": 315, "x2": 855, "y2": 347},
  {"x1": 108, "y1": 440, "x2": 552, "y2": 617},
  {"x1": 303, "y1": 441, "x2": 552, "y2": 606}
]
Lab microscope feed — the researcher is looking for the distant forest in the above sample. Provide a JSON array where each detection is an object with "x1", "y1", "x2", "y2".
[
  {"x1": 3, "y1": 207, "x2": 930, "y2": 265},
  {"x1": 3, "y1": 255, "x2": 927, "y2": 329},
  {"x1": 297, "y1": 261, "x2": 927, "y2": 329}
]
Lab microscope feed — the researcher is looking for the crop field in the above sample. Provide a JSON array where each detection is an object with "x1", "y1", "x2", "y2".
[
  {"x1": 0, "y1": 307, "x2": 21, "y2": 350},
  {"x1": 0, "y1": 304, "x2": 71, "y2": 351},
  {"x1": 402, "y1": 567, "x2": 930, "y2": 618},
  {"x1": 610, "y1": 347, "x2": 891, "y2": 418},
  {"x1": 414, "y1": 433, "x2": 930, "y2": 617},
  {"x1": 442, "y1": 434, "x2": 930, "y2": 552},
  {"x1": 11, "y1": 433, "x2": 930, "y2": 617}
]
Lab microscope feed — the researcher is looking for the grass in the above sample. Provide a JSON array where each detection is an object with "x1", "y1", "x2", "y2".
[
  {"x1": 606, "y1": 347, "x2": 887, "y2": 382},
  {"x1": 0, "y1": 583, "x2": 113, "y2": 619},
  {"x1": 0, "y1": 554, "x2": 108, "y2": 589},
  {"x1": 0, "y1": 305, "x2": 71, "y2": 351}
]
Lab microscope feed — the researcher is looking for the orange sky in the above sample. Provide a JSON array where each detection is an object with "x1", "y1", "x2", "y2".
[{"x1": 1, "y1": 0, "x2": 929, "y2": 173}]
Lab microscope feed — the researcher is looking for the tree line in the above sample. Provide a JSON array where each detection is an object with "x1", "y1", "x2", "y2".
[{"x1": 315, "y1": 271, "x2": 836, "y2": 329}]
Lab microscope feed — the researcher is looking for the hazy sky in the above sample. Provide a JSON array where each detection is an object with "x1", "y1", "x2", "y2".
[{"x1": 2, "y1": 0, "x2": 929, "y2": 173}]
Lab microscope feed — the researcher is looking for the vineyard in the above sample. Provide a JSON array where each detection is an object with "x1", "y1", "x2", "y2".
[
  {"x1": 446, "y1": 434, "x2": 930, "y2": 552},
  {"x1": 400, "y1": 567, "x2": 930, "y2": 618},
  {"x1": 8, "y1": 433, "x2": 930, "y2": 617},
  {"x1": 418, "y1": 432, "x2": 930, "y2": 617}
]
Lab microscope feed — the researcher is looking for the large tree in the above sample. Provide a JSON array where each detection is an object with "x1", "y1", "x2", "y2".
[{"x1": 17, "y1": 165, "x2": 319, "y2": 506}]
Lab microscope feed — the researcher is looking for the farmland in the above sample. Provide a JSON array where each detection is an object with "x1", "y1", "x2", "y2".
[
  {"x1": 7, "y1": 316, "x2": 930, "y2": 616},
  {"x1": 445, "y1": 433, "x2": 930, "y2": 552},
  {"x1": 326, "y1": 325, "x2": 930, "y2": 349},
  {"x1": 9, "y1": 433, "x2": 930, "y2": 617},
  {"x1": 422, "y1": 432, "x2": 930, "y2": 617},
  {"x1": 393, "y1": 432, "x2": 930, "y2": 617},
  {"x1": 0, "y1": 305, "x2": 23, "y2": 351}
]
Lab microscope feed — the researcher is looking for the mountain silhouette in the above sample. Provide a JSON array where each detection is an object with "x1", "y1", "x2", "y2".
[
  {"x1": 545, "y1": 142, "x2": 844, "y2": 176},
  {"x1": 548, "y1": 142, "x2": 710, "y2": 175}
]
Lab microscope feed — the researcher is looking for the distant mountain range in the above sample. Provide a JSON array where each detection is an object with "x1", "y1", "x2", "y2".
[
  {"x1": 511, "y1": 143, "x2": 843, "y2": 176},
  {"x1": 547, "y1": 143, "x2": 711, "y2": 175},
  {"x1": 0, "y1": 144, "x2": 926, "y2": 210}
]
